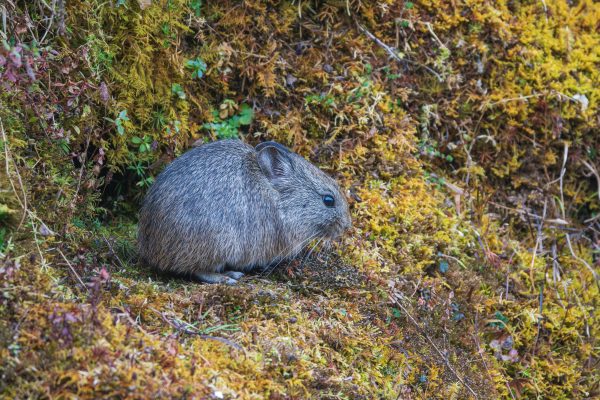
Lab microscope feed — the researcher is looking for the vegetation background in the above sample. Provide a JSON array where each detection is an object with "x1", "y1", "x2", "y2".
[{"x1": 0, "y1": 0, "x2": 598, "y2": 398}]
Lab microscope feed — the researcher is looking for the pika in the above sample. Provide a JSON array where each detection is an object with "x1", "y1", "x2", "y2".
[{"x1": 137, "y1": 140, "x2": 351, "y2": 284}]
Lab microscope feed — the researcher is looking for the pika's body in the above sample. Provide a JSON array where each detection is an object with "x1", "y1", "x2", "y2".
[{"x1": 138, "y1": 140, "x2": 351, "y2": 284}]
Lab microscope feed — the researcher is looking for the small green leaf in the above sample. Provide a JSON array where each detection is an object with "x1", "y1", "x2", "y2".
[
  {"x1": 185, "y1": 58, "x2": 207, "y2": 79},
  {"x1": 238, "y1": 104, "x2": 253, "y2": 125},
  {"x1": 439, "y1": 260, "x2": 449, "y2": 273},
  {"x1": 58, "y1": 139, "x2": 70, "y2": 154},
  {"x1": 172, "y1": 120, "x2": 181, "y2": 133},
  {"x1": 189, "y1": 0, "x2": 202, "y2": 16},
  {"x1": 488, "y1": 311, "x2": 509, "y2": 329},
  {"x1": 171, "y1": 83, "x2": 186, "y2": 99},
  {"x1": 131, "y1": 136, "x2": 143, "y2": 144}
]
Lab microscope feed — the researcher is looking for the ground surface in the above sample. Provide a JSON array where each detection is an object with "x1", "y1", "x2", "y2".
[{"x1": 1, "y1": 0, "x2": 599, "y2": 399}]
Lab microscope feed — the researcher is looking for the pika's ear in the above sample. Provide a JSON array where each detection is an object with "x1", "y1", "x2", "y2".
[
  {"x1": 255, "y1": 141, "x2": 291, "y2": 154},
  {"x1": 257, "y1": 144, "x2": 292, "y2": 180}
]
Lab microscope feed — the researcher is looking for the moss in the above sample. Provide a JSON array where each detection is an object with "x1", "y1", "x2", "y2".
[{"x1": 1, "y1": 0, "x2": 598, "y2": 398}]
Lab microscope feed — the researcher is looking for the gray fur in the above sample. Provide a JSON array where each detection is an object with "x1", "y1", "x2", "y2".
[{"x1": 137, "y1": 139, "x2": 351, "y2": 283}]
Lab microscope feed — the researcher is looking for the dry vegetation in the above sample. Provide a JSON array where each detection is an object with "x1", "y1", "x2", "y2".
[{"x1": 0, "y1": 0, "x2": 598, "y2": 398}]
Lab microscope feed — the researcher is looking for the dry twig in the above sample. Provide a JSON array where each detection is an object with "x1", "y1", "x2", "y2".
[
  {"x1": 101, "y1": 234, "x2": 127, "y2": 270},
  {"x1": 356, "y1": 22, "x2": 444, "y2": 82},
  {"x1": 149, "y1": 307, "x2": 243, "y2": 351},
  {"x1": 57, "y1": 248, "x2": 89, "y2": 293},
  {"x1": 555, "y1": 144, "x2": 599, "y2": 286}
]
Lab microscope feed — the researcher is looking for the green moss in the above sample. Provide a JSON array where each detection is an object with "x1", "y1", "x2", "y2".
[{"x1": 0, "y1": 0, "x2": 598, "y2": 398}]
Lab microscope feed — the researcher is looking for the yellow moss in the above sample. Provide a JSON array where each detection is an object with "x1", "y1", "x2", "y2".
[{"x1": 1, "y1": 0, "x2": 598, "y2": 398}]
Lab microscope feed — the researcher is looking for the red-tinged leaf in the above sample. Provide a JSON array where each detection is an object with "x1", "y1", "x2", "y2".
[{"x1": 100, "y1": 267, "x2": 110, "y2": 281}]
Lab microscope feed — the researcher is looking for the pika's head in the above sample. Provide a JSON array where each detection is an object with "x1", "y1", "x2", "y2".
[{"x1": 256, "y1": 142, "x2": 352, "y2": 246}]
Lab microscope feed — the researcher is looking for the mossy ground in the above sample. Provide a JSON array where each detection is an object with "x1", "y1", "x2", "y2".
[{"x1": 1, "y1": 0, "x2": 599, "y2": 398}]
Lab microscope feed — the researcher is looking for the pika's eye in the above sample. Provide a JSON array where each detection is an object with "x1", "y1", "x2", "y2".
[{"x1": 322, "y1": 195, "x2": 335, "y2": 207}]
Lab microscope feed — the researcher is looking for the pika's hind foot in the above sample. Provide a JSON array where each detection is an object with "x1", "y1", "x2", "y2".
[
  {"x1": 194, "y1": 272, "x2": 238, "y2": 285},
  {"x1": 224, "y1": 271, "x2": 245, "y2": 280}
]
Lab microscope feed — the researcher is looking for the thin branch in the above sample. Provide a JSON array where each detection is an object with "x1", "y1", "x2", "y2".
[
  {"x1": 539, "y1": 0, "x2": 549, "y2": 22},
  {"x1": 423, "y1": 22, "x2": 446, "y2": 50},
  {"x1": 551, "y1": 241, "x2": 565, "y2": 308},
  {"x1": 438, "y1": 253, "x2": 467, "y2": 269},
  {"x1": 489, "y1": 201, "x2": 570, "y2": 226},
  {"x1": 580, "y1": 159, "x2": 600, "y2": 204},
  {"x1": 57, "y1": 248, "x2": 89, "y2": 293},
  {"x1": 554, "y1": 143, "x2": 599, "y2": 286},
  {"x1": 483, "y1": 89, "x2": 583, "y2": 113},
  {"x1": 480, "y1": 93, "x2": 544, "y2": 110},
  {"x1": 390, "y1": 292, "x2": 478, "y2": 398},
  {"x1": 565, "y1": 233, "x2": 599, "y2": 286},
  {"x1": 101, "y1": 234, "x2": 127, "y2": 270},
  {"x1": 529, "y1": 200, "x2": 547, "y2": 292},
  {"x1": 558, "y1": 143, "x2": 568, "y2": 219},
  {"x1": 356, "y1": 22, "x2": 444, "y2": 82},
  {"x1": 2, "y1": 117, "x2": 27, "y2": 228},
  {"x1": 39, "y1": 0, "x2": 57, "y2": 44},
  {"x1": 111, "y1": 306, "x2": 149, "y2": 335},
  {"x1": 149, "y1": 307, "x2": 243, "y2": 351},
  {"x1": 532, "y1": 281, "x2": 544, "y2": 357}
]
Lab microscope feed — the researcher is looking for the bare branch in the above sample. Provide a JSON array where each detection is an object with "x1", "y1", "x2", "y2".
[
  {"x1": 356, "y1": 22, "x2": 444, "y2": 82},
  {"x1": 390, "y1": 292, "x2": 479, "y2": 398}
]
